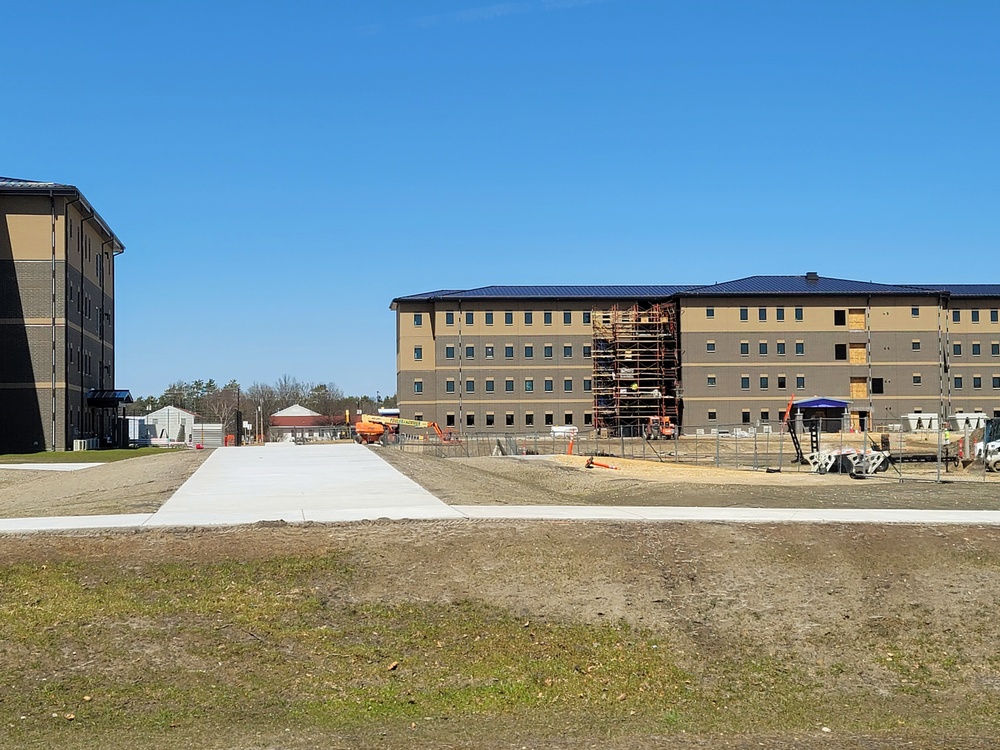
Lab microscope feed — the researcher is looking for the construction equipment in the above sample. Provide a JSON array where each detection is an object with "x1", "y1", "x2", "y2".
[
  {"x1": 355, "y1": 414, "x2": 456, "y2": 444},
  {"x1": 645, "y1": 415, "x2": 675, "y2": 440}
]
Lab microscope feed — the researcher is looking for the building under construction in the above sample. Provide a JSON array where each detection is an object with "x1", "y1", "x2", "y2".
[{"x1": 592, "y1": 302, "x2": 680, "y2": 436}]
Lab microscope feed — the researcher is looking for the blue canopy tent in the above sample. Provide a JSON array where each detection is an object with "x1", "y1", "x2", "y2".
[{"x1": 790, "y1": 397, "x2": 851, "y2": 432}]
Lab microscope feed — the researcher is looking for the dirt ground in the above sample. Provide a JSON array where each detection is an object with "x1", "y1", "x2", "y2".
[{"x1": 3, "y1": 448, "x2": 1000, "y2": 748}]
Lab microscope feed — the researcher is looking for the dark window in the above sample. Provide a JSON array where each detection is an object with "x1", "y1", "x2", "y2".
[
  {"x1": 563, "y1": 311, "x2": 572, "y2": 324},
  {"x1": 776, "y1": 342, "x2": 786, "y2": 355},
  {"x1": 504, "y1": 345, "x2": 514, "y2": 358},
  {"x1": 485, "y1": 346, "x2": 495, "y2": 358},
  {"x1": 973, "y1": 376, "x2": 982, "y2": 389},
  {"x1": 413, "y1": 346, "x2": 422, "y2": 361},
  {"x1": 486, "y1": 413, "x2": 495, "y2": 426},
  {"x1": 583, "y1": 379, "x2": 592, "y2": 392},
  {"x1": 972, "y1": 310, "x2": 980, "y2": 323},
  {"x1": 835, "y1": 344, "x2": 847, "y2": 360},
  {"x1": 563, "y1": 379, "x2": 573, "y2": 392},
  {"x1": 467, "y1": 414, "x2": 475, "y2": 427},
  {"x1": 466, "y1": 345, "x2": 474, "y2": 359},
  {"x1": 485, "y1": 311, "x2": 494, "y2": 325},
  {"x1": 795, "y1": 342, "x2": 805, "y2": 355},
  {"x1": 834, "y1": 310, "x2": 846, "y2": 326},
  {"x1": 911, "y1": 307, "x2": 919, "y2": 317},
  {"x1": 993, "y1": 343, "x2": 1000, "y2": 356},
  {"x1": 466, "y1": 312, "x2": 474, "y2": 325},
  {"x1": 706, "y1": 307, "x2": 715, "y2": 318},
  {"x1": 583, "y1": 345, "x2": 592, "y2": 358},
  {"x1": 742, "y1": 411, "x2": 751, "y2": 424},
  {"x1": 760, "y1": 376, "x2": 769, "y2": 389},
  {"x1": 446, "y1": 312, "x2": 455, "y2": 325},
  {"x1": 583, "y1": 311, "x2": 591, "y2": 324},
  {"x1": 740, "y1": 342, "x2": 749, "y2": 356},
  {"x1": 413, "y1": 313, "x2": 423, "y2": 327},
  {"x1": 913, "y1": 374, "x2": 922, "y2": 385},
  {"x1": 794, "y1": 307, "x2": 803, "y2": 321},
  {"x1": 485, "y1": 380, "x2": 495, "y2": 392},
  {"x1": 563, "y1": 345, "x2": 573, "y2": 358},
  {"x1": 761, "y1": 410, "x2": 770, "y2": 421},
  {"x1": 564, "y1": 413, "x2": 574, "y2": 425},
  {"x1": 953, "y1": 310, "x2": 961, "y2": 323},
  {"x1": 707, "y1": 376, "x2": 717, "y2": 387},
  {"x1": 759, "y1": 342, "x2": 768, "y2": 355},
  {"x1": 796, "y1": 375, "x2": 805, "y2": 389},
  {"x1": 707, "y1": 342, "x2": 716, "y2": 352},
  {"x1": 505, "y1": 379, "x2": 514, "y2": 392},
  {"x1": 740, "y1": 307, "x2": 748, "y2": 321},
  {"x1": 544, "y1": 345, "x2": 553, "y2": 358},
  {"x1": 544, "y1": 378, "x2": 553, "y2": 392},
  {"x1": 446, "y1": 346, "x2": 455, "y2": 359},
  {"x1": 466, "y1": 380, "x2": 474, "y2": 393},
  {"x1": 759, "y1": 308, "x2": 767, "y2": 321},
  {"x1": 776, "y1": 308, "x2": 785, "y2": 322},
  {"x1": 544, "y1": 311, "x2": 552, "y2": 325},
  {"x1": 414, "y1": 381, "x2": 423, "y2": 393},
  {"x1": 506, "y1": 413, "x2": 514, "y2": 426},
  {"x1": 954, "y1": 376, "x2": 963, "y2": 389},
  {"x1": 777, "y1": 376, "x2": 787, "y2": 389},
  {"x1": 992, "y1": 309, "x2": 999, "y2": 323},
  {"x1": 524, "y1": 345, "x2": 533, "y2": 358},
  {"x1": 525, "y1": 413, "x2": 534, "y2": 426},
  {"x1": 740, "y1": 376, "x2": 750, "y2": 390},
  {"x1": 545, "y1": 413, "x2": 554, "y2": 426},
  {"x1": 912, "y1": 340, "x2": 921, "y2": 351},
  {"x1": 524, "y1": 311, "x2": 533, "y2": 325},
  {"x1": 505, "y1": 311, "x2": 513, "y2": 325},
  {"x1": 524, "y1": 379, "x2": 534, "y2": 392},
  {"x1": 871, "y1": 378, "x2": 884, "y2": 394},
  {"x1": 584, "y1": 413, "x2": 593, "y2": 425},
  {"x1": 446, "y1": 414, "x2": 455, "y2": 427},
  {"x1": 953, "y1": 343, "x2": 962, "y2": 356},
  {"x1": 973, "y1": 343, "x2": 981, "y2": 356},
  {"x1": 708, "y1": 410, "x2": 717, "y2": 421},
  {"x1": 446, "y1": 380, "x2": 455, "y2": 393},
  {"x1": 993, "y1": 377, "x2": 1000, "y2": 389}
]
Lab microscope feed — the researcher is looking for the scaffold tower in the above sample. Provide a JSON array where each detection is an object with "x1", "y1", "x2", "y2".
[{"x1": 592, "y1": 303, "x2": 680, "y2": 436}]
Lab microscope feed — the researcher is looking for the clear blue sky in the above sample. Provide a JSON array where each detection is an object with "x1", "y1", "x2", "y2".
[{"x1": 4, "y1": 1, "x2": 998, "y2": 399}]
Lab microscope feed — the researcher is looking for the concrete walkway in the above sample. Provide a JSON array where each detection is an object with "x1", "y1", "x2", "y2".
[{"x1": 3, "y1": 444, "x2": 1000, "y2": 533}]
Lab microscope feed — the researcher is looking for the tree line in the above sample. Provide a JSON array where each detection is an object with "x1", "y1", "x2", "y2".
[{"x1": 128, "y1": 376, "x2": 396, "y2": 433}]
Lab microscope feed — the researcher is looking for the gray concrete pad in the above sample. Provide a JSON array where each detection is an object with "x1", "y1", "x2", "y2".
[
  {"x1": 0, "y1": 514, "x2": 153, "y2": 532},
  {"x1": 151, "y1": 443, "x2": 464, "y2": 524}
]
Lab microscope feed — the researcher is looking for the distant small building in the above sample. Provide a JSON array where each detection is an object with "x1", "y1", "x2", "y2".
[
  {"x1": 146, "y1": 406, "x2": 196, "y2": 445},
  {"x1": 270, "y1": 404, "x2": 341, "y2": 442}
]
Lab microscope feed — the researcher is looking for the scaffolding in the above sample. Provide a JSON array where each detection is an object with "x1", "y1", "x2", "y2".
[{"x1": 592, "y1": 303, "x2": 680, "y2": 436}]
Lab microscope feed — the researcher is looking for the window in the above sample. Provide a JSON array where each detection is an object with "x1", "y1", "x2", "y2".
[
  {"x1": 973, "y1": 376, "x2": 982, "y2": 389},
  {"x1": 912, "y1": 340, "x2": 921, "y2": 351},
  {"x1": 740, "y1": 342, "x2": 749, "y2": 356},
  {"x1": 706, "y1": 306, "x2": 715, "y2": 319},
  {"x1": 446, "y1": 380, "x2": 456, "y2": 393},
  {"x1": 563, "y1": 311, "x2": 572, "y2": 324},
  {"x1": 740, "y1": 376, "x2": 750, "y2": 390},
  {"x1": 524, "y1": 379, "x2": 534, "y2": 392},
  {"x1": 953, "y1": 310, "x2": 961, "y2": 323},
  {"x1": 972, "y1": 310, "x2": 980, "y2": 323},
  {"x1": 544, "y1": 345, "x2": 553, "y2": 359},
  {"x1": 563, "y1": 379, "x2": 573, "y2": 392},
  {"x1": 583, "y1": 311, "x2": 591, "y2": 324},
  {"x1": 583, "y1": 378, "x2": 592, "y2": 392},
  {"x1": 835, "y1": 344, "x2": 847, "y2": 360},
  {"x1": 485, "y1": 345, "x2": 495, "y2": 359},
  {"x1": 467, "y1": 414, "x2": 475, "y2": 427},
  {"x1": 486, "y1": 379, "x2": 495, "y2": 392},
  {"x1": 761, "y1": 410, "x2": 770, "y2": 422},
  {"x1": 544, "y1": 311, "x2": 552, "y2": 325},
  {"x1": 486, "y1": 413, "x2": 495, "y2": 427},
  {"x1": 525, "y1": 413, "x2": 534, "y2": 426},
  {"x1": 414, "y1": 313, "x2": 423, "y2": 327},
  {"x1": 446, "y1": 345, "x2": 455, "y2": 359},
  {"x1": 524, "y1": 311, "x2": 533, "y2": 325},
  {"x1": 994, "y1": 343, "x2": 1000, "y2": 356},
  {"x1": 583, "y1": 345, "x2": 592, "y2": 358},
  {"x1": 446, "y1": 414, "x2": 455, "y2": 427},
  {"x1": 413, "y1": 346, "x2": 422, "y2": 361},
  {"x1": 707, "y1": 341, "x2": 716, "y2": 353},
  {"x1": 911, "y1": 307, "x2": 919, "y2": 318},
  {"x1": 413, "y1": 380, "x2": 423, "y2": 393},
  {"x1": 584, "y1": 413, "x2": 593, "y2": 426},
  {"x1": 973, "y1": 342, "x2": 982, "y2": 356},
  {"x1": 505, "y1": 379, "x2": 514, "y2": 392},
  {"x1": 505, "y1": 311, "x2": 513, "y2": 325},
  {"x1": 742, "y1": 411, "x2": 752, "y2": 425},
  {"x1": 796, "y1": 375, "x2": 805, "y2": 389},
  {"x1": 834, "y1": 310, "x2": 846, "y2": 326},
  {"x1": 954, "y1": 376, "x2": 963, "y2": 389},
  {"x1": 953, "y1": 343, "x2": 962, "y2": 356},
  {"x1": 506, "y1": 413, "x2": 515, "y2": 426},
  {"x1": 994, "y1": 377, "x2": 1000, "y2": 389},
  {"x1": 776, "y1": 308, "x2": 785, "y2": 322},
  {"x1": 778, "y1": 376, "x2": 787, "y2": 389},
  {"x1": 446, "y1": 311, "x2": 455, "y2": 325},
  {"x1": 776, "y1": 341, "x2": 786, "y2": 356},
  {"x1": 524, "y1": 345, "x2": 534, "y2": 358},
  {"x1": 466, "y1": 345, "x2": 475, "y2": 359},
  {"x1": 466, "y1": 379, "x2": 475, "y2": 393},
  {"x1": 708, "y1": 410, "x2": 717, "y2": 421},
  {"x1": 913, "y1": 374, "x2": 922, "y2": 385},
  {"x1": 794, "y1": 307, "x2": 803, "y2": 321},
  {"x1": 740, "y1": 307, "x2": 748, "y2": 321},
  {"x1": 759, "y1": 307, "x2": 767, "y2": 321},
  {"x1": 992, "y1": 310, "x2": 999, "y2": 323},
  {"x1": 707, "y1": 375, "x2": 717, "y2": 387},
  {"x1": 544, "y1": 413, "x2": 554, "y2": 426},
  {"x1": 760, "y1": 375, "x2": 769, "y2": 389},
  {"x1": 795, "y1": 342, "x2": 804, "y2": 355},
  {"x1": 759, "y1": 342, "x2": 768, "y2": 355},
  {"x1": 504, "y1": 345, "x2": 514, "y2": 359},
  {"x1": 563, "y1": 345, "x2": 573, "y2": 358},
  {"x1": 544, "y1": 378, "x2": 554, "y2": 393},
  {"x1": 485, "y1": 311, "x2": 494, "y2": 325}
]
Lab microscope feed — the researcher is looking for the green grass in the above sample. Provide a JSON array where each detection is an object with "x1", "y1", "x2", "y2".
[
  {"x1": 2, "y1": 553, "x2": 998, "y2": 748},
  {"x1": 0, "y1": 447, "x2": 175, "y2": 464}
]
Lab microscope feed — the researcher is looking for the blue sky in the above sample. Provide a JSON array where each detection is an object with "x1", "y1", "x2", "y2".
[{"x1": 4, "y1": 1, "x2": 998, "y2": 398}]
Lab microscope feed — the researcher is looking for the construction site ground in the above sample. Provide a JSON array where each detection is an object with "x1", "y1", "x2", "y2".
[{"x1": 2, "y1": 447, "x2": 1000, "y2": 749}]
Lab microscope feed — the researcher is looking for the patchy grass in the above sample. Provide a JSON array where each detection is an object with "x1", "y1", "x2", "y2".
[
  {"x1": 0, "y1": 447, "x2": 176, "y2": 464},
  {"x1": 2, "y1": 548, "x2": 1000, "y2": 749}
]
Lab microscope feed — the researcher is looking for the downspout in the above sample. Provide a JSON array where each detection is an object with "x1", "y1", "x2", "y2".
[
  {"x1": 64, "y1": 196, "x2": 81, "y2": 442},
  {"x1": 49, "y1": 193, "x2": 57, "y2": 451}
]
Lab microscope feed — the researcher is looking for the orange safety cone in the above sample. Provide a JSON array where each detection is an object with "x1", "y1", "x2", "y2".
[{"x1": 567, "y1": 437, "x2": 574, "y2": 456}]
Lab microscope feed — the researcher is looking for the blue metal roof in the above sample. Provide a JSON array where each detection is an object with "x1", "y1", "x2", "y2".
[
  {"x1": 0, "y1": 176, "x2": 75, "y2": 189},
  {"x1": 915, "y1": 284, "x2": 1000, "y2": 298},
  {"x1": 393, "y1": 285, "x2": 699, "y2": 304},
  {"x1": 678, "y1": 275, "x2": 936, "y2": 296}
]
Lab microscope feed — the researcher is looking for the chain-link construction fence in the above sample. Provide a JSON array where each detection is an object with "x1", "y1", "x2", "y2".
[{"x1": 385, "y1": 419, "x2": 1000, "y2": 484}]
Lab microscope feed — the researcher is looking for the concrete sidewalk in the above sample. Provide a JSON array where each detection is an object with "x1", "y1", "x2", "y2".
[{"x1": 3, "y1": 444, "x2": 1000, "y2": 533}]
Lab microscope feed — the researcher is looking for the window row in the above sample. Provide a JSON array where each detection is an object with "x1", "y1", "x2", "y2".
[
  {"x1": 951, "y1": 309, "x2": 1000, "y2": 324},
  {"x1": 722, "y1": 306, "x2": 804, "y2": 322},
  {"x1": 414, "y1": 344, "x2": 592, "y2": 360},
  {"x1": 707, "y1": 340, "x2": 805, "y2": 356},
  {"x1": 414, "y1": 310, "x2": 594, "y2": 328},
  {"x1": 413, "y1": 378, "x2": 593, "y2": 394},
  {"x1": 949, "y1": 342, "x2": 1000, "y2": 356},
  {"x1": 427, "y1": 412, "x2": 595, "y2": 429},
  {"x1": 706, "y1": 374, "x2": 807, "y2": 390},
  {"x1": 949, "y1": 375, "x2": 1000, "y2": 390}
]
